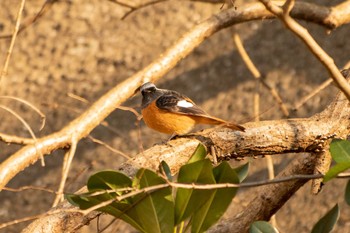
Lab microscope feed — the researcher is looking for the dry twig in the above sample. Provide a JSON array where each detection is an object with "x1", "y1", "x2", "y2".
[
  {"x1": 259, "y1": 0, "x2": 350, "y2": 100},
  {"x1": 52, "y1": 139, "x2": 78, "y2": 207},
  {"x1": 0, "y1": 96, "x2": 46, "y2": 130},
  {"x1": 0, "y1": 0, "x2": 57, "y2": 39},
  {"x1": 0, "y1": 104, "x2": 43, "y2": 165},
  {"x1": 0, "y1": 0, "x2": 26, "y2": 86}
]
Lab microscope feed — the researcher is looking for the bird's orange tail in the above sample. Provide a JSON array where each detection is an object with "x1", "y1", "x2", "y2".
[{"x1": 193, "y1": 115, "x2": 245, "y2": 132}]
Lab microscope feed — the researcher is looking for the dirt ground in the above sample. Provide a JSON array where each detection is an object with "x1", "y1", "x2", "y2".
[{"x1": 0, "y1": 0, "x2": 349, "y2": 232}]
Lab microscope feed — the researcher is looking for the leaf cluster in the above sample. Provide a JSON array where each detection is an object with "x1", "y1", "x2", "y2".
[{"x1": 66, "y1": 144, "x2": 248, "y2": 233}]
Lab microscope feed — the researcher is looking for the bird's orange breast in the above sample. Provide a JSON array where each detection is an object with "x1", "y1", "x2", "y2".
[{"x1": 142, "y1": 101, "x2": 196, "y2": 135}]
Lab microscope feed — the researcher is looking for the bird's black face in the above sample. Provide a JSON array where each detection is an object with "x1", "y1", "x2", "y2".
[
  {"x1": 140, "y1": 82, "x2": 163, "y2": 109},
  {"x1": 140, "y1": 82, "x2": 157, "y2": 96}
]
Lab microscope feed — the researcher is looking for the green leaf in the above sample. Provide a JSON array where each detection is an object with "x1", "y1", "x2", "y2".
[
  {"x1": 330, "y1": 139, "x2": 350, "y2": 163},
  {"x1": 191, "y1": 162, "x2": 239, "y2": 233},
  {"x1": 66, "y1": 170, "x2": 145, "y2": 232},
  {"x1": 187, "y1": 143, "x2": 207, "y2": 164},
  {"x1": 249, "y1": 221, "x2": 278, "y2": 233},
  {"x1": 233, "y1": 162, "x2": 249, "y2": 182},
  {"x1": 175, "y1": 159, "x2": 215, "y2": 224},
  {"x1": 345, "y1": 180, "x2": 350, "y2": 206},
  {"x1": 311, "y1": 204, "x2": 339, "y2": 233},
  {"x1": 87, "y1": 170, "x2": 132, "y2": 193},
  {"x1": 159, "y1": 160, "x2": 173, "y2": 181},
  {"x1": 67, "y1": 169, "x2": 174, "y2": 233},
  {"x1": 323, "y1": 162, "x2": 350, "y2": 182},
  {"x1": 66, "y1": 191, "x2": 144, "y2": 232},
  {"x1": 131, "y1": 168, "x2": 174, "y2": 233}
]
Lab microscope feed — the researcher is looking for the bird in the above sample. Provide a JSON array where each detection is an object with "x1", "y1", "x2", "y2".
[{"x1": 140, "y1": 82, "x2": 245, "y2": 135}]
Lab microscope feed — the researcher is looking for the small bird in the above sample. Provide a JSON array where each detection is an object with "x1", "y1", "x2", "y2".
[{"x1": 140, "y1": 82, "x2": 245, "y2": 135}]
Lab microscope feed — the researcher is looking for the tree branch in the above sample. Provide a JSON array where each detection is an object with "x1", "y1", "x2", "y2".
[{"x1": 210, "y1": 153, "x2": 316, "y2": 233}]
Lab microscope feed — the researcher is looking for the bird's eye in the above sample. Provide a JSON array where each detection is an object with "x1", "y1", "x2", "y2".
[{"x1": 142, "y1": 87, "x2": 155, "y2": 94}]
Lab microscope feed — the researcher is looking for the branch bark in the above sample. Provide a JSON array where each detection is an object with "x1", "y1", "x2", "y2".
[{"x1": 210, "y1": 153, "x2": 316, "y2": 233}]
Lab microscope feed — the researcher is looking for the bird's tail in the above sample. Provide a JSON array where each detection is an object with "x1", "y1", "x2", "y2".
[{"x1": 193, "y1": 115, "x2": 245, "y2": 132}]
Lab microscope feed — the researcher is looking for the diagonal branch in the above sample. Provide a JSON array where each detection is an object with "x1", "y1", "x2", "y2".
[
  {"x1": 210, "y1": 153, "x2": 316, "y2": 233},
  {"x1": 259, "y1": 0, "x2": 350, "y2": 101}
]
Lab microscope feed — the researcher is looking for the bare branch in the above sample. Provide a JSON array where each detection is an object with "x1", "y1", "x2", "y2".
[
  {"x1": 0, "y1": 133, "x2": 33, "y2": 145},
  {"x1": 211, "y1": 153, "x2": 316, "y2": 233},
  {"x1": 0, "y1": 0, "x2": 57, "y2": 39},
  {"x1": 0, "y1": 96, "x2": 46, "y2": 130},
  {"x1": 0, "y1": 0, "x2": 26, "y2": 85},
  {"x1": 52, "y1": 140, "x2": 78, "y2": 207},
  {"x1": 87, "y1": 135, "x2": 131, "y2": 159},
  {"x1": 293, "y1": 62, "x2": 350, "y2": 110},
  {"x1": 259, "y1": 0, "x2": 350, "y2": 100},
  {"x1": 232, "y1": 33, "x2": 289, "y2": 117},
  {"x1": 0, "y1": 104, "x2": 43, "y2": 166}
]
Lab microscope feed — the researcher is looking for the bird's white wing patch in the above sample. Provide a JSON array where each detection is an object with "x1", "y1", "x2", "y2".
[{"x1": 177, "y1": 100, "x2": 194, "y2": 108}]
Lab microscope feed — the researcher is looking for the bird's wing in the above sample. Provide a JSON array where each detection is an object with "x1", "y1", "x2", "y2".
[
  {"x1": 155, "y1": 92, "x2": 208, "y2": 116},
  {"x1": 155, "y1": 91, "x2": 245, "y2": 132}
]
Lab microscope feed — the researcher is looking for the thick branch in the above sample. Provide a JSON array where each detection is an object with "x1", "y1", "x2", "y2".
[{"x1": 210, "y1": 153, "x2": 316, "y2": 233}]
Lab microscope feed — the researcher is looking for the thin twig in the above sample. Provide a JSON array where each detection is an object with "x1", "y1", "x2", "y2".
[
  {"x1": 66, "y1": 92, "x2": 141, "y2": 153},
  {"x1": 52, "y1": 139, "x2": 78, "y2": 207},
  {"x1": 260, "y1": 77, "x2": 289, "y2": 117},
  {"x1": 259, "y1": 0, "x2": 350, "y2": 101},
  {"x1": 67, "y1": 93, "x2": 90, "y2": 104},
  {"x1": 0, "y1": 133, "x2": 34, "y2": 145},
  {"x1": 293, "y1": 61, "x2": 350, "y2": 110},
  {"x1": 0, "y1": 0, "x2": 57, "y2": 39},
  {"x1": 232, "y1": 33, "x2": 261, "y2": 121},
  {"x1": 3, "y1": 185, "x2": 56, "y2": 193},
  {"x1": 0, "y1": 95, "x2": 46, "y2": 130},
  {"x1": 87, "y1": 135, "x2": 131, "y2": 159},
  {"x1": 108, "y1": 0, "x2": 166, "y2": 20},
  {"x1": 232, "y1": 33, "x2": 289, "y2": 117},
  {"x1": 65, "y1": 173, "x2": 327, "y2": 216},
  {"x1": 0, "y1": 0, "x2": 26, "y2": 87},
  {"x1": 293, "y1": 78, "x2": 333, "y2": 110},
  {"x1": 0, "y1": 104, "x2": 43, "y2": 166}
]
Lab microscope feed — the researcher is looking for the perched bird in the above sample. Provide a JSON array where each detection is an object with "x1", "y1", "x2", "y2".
[{"x1": 140, "y1": 82, "x2": 245, "y2": 135}]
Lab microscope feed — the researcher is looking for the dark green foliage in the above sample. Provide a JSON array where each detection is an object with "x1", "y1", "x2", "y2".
[
  {"x1": 324, "y1": 139, "x2": 350, "y2": 182},
  {"x1": 311, "y1": 204, "x2": 339, "y2": 233},
  {"x1": 66, "y1": 143, "x2": 246, "y2": 233}
]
